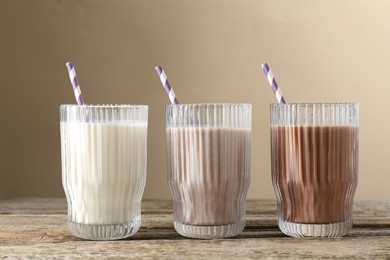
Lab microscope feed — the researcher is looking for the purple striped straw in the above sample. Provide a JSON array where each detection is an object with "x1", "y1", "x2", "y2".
[
  {"x1": 155, "y1": 65, "x2": 179, "y2": 105},
  {"x1": 261, "y1": 63, "x2": 286, "y2": 104},
  {"x1": 66, "y1": 61, "x2": 85, "y2": 105}
]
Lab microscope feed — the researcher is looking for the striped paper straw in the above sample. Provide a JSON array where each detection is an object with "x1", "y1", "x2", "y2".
[
  {"x1": 66, "y1": 61, "x2": 85, "y2": 105},
  {"x1": 155, "y1": 65, "x2": 179, "y2": 105},
  {"x1": 261, "y1": 63, "x2": 286, "y2": 104}
]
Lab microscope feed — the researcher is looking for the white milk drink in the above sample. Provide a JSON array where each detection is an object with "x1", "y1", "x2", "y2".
[{"x1": 60, "y1": 105, "x2": 148, "y2": 240}]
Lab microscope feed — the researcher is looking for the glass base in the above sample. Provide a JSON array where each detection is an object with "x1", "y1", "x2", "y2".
[
  {"x1": 68, "y1": 220, "x2": 141, "y2": 240},
  {"x1": 173, "y1": 221, "x2": 245, "y2": 239},
  {"x1": 279, "y1": 219, "x2": 352, "y2": 238}
]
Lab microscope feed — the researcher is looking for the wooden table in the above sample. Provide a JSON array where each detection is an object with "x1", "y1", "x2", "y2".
[{"x1": 1, "y1": 198, "x2": 390, "y2": 259}]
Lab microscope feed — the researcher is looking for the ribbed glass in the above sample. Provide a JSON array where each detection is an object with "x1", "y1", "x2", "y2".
[
  {"x1": 166, "y1": 103, "x2": 251, "y2": 239},
  {"x1": 270, "y1": 103, "x2": 359, "y2": 238},
  {"x1": 60, "y1": 104, "x2": 148, "y2": 240}
]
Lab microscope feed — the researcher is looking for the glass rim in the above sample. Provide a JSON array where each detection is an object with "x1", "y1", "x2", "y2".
[
  {"x1": 60, "y1": 104, "x2": 148, "y2": 109},
  {"x1": 166, "y1": 103, "x2": 251, "y2": 108},
  {"x1": 270, "y1": 102, "x2": 358, "y2": 107}
]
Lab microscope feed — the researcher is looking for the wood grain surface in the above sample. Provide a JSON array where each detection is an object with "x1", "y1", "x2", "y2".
[{"x1": 1, "y1": 198, "x2": 390, "y2": 259}]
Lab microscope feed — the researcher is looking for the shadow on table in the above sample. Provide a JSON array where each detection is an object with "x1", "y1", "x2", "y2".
[
  {"x1": 123, "y1": 226, "x2": 286, "y2": 241},
  {"x1": 126, "y1": 224, "x2": 390, "y2": 241}
]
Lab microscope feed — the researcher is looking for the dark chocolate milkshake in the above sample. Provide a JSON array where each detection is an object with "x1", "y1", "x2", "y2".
[{"x1": 271, "y1": 125, "x2": 358, "y2": 225}]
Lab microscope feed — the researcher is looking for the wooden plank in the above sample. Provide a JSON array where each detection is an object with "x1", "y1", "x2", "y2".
[{"x1": 1, "y1": 199, "x2": 390, "y2": 258}]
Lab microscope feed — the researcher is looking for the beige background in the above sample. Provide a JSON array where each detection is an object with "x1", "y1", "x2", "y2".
[{"x1": 0, "y1": 0, "x2": 389, "y2": 199}]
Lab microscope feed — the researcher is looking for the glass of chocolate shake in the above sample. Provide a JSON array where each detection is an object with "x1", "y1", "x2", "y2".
[
  {"x1": 270, "y1": 103, "x2": 359, "y2": 237},
  {"x1": 166, "y1": 103, "x2": 251, "y2": 239}
]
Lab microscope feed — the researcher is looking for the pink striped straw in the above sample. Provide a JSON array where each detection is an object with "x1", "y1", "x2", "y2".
[
  {"x1": 66, "y1": 61, "x2": 85, "y2": 105},
  {"x1": 155, "y1": 65, "x2": 179, "y2": 104},
  {"x1": 261, "y1": 63, "x2": 286, "y2": 104}
]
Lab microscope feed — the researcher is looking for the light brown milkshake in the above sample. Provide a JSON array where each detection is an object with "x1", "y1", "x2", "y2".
[{"x1": 167, "y1": 127, "x2": 251, "y2": 226}]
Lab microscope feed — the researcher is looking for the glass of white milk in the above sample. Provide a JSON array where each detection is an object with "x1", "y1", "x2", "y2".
[{"x1": 60, "y1": 104, "x2": 148, "y2": 240}]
